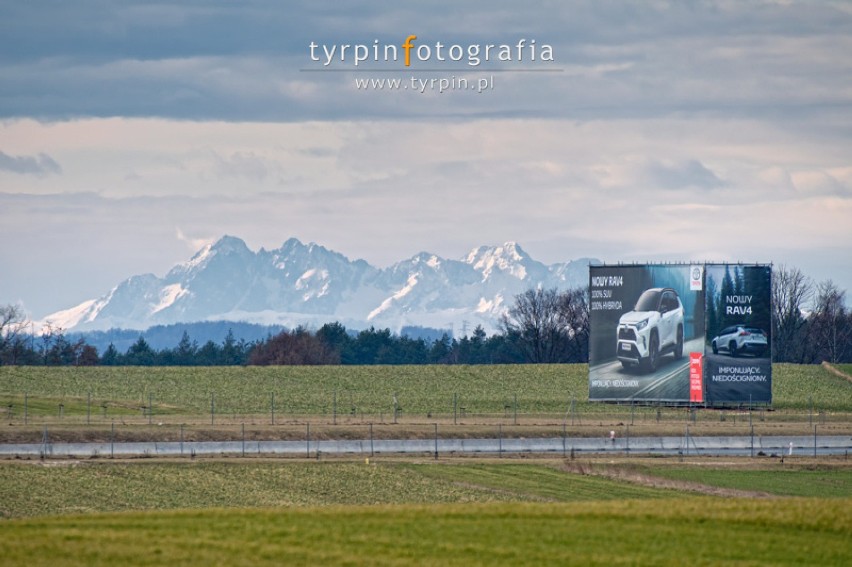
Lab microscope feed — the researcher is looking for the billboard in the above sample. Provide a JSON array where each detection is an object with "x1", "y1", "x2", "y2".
[
  {"x1": 703, "y1": 264, "x2": 772, "y2": 403},
  {"x1": 589, "y1": 263, "x2": 771, "y2": 405}
]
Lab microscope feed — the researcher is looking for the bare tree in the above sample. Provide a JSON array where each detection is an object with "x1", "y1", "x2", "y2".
[
  {"x1": 0, "y1": 304, "x2": 30, "y2": 365},
  {"x1": 805, "y1": 280, "x2": 852, "y2": 363},
  {"x1": 502, "y1": 287, "x2": 589, "y2": 363},
  {"x1": 559, "y1": 287, "x2": 590, "y2": 363},
  {"x1": 771, "y1": 265, "x2": 812, "y2": 362}
]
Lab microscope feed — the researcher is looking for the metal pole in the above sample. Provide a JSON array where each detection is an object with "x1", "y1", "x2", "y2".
[
  {"x1": 333, "y1": 390, "x2": 337, "y2": 425},
  {"x1": 24, "y1": 392, "x2": 28, "y2": 425},
  {"x1": 814, "y1": 424, "x2": 817, "y2": 457},
  {"x1": 453, "y1": 393, "x2": 457, "y2": 425},
  {"x1": 242, "y1": 423, "x2": 246, "y2": 457},
  {"x1": 110, "y1": 421, "x2": 114, "y2": 459},
  {"x1": 271, "y1": 392, "x2": 275, "y2": 425},
  {"x1": 562, "y1": 422, "x2": 566, "y2": 457},
  {"x1": 87, "y1": 392, "x2": 91, "y2": 425},
  {"x1": 306, "y1": 423, "x2": 311, "y2": 459},
  {"x1": 750, "y1": 425, "x2": 754, "y2": 458},
  {"x1": 434, "y1": 423, "x2": 438, "y2": 460},
  {"x1": 809, "y1": 395, "x2": 813, "y2": 426},
  {"x1": 513, "y1": 393, "x2": 518, "y2": 426},
  {"x1": 180, "y1": 424, "x2": 184, "y2": 456},
  {"x1": 499, "y1": 423, "x2": 503, "y2": 458},
  {"x1": 148, "y1": 393, "x2": 152, "y2": 426},
  {"x1": 626, "y1": 425, "x2": 630, "y2": 457},
  {"x1": 370, "y1": 423, "x2": 374, "y2": 457},
  {"x1": 211, "y1": 392, "x2": 215, "y2": 425}
]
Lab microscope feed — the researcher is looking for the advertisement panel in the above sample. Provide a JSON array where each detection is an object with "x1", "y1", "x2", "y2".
[
  {"x1": 589, "y1": 263, "x2": 772, "y2": 405},
  {"x1": 703, "y1": 264, "x2": 772, "y2": 403},
  {"x1": 589, "y1": 265, "x2": 705, "y2": 402}
]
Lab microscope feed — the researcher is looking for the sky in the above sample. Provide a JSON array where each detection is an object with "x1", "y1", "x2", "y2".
[{"x1": 1, "y1": 0, "x2": 851, "y2": 318}]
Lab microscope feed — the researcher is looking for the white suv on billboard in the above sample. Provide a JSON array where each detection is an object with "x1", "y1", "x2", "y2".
[
  {"x1": 711, "y1": 325, "x2": 768, "y2": 358},
  {"x1": 617, "y1": 287, "x2": 685, "y2": 372}
]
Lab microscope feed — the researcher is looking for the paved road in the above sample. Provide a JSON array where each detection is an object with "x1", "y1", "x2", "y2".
[
  {"x1": 590, "y1": 338, "x2": 704, "y2": 401},
  {"x1": 2, "y1": 434, "x2": 849, "y2": 458}
]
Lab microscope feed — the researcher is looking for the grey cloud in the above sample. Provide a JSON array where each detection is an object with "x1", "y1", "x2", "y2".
[
  {"x1": 0, "y1": 151, "x2": 62, "y2": 176},
  {"x1": 213, "y1": 151, "x2": 270, "y2": 182},
  {"x1": 645, "y1": 159, "x2": 726, "y2": 191},
  {"x1": 1, "y1": 2, "x2": 850, "y2": 123}
]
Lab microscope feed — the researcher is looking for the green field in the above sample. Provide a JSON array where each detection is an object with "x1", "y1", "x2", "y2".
[
  {"x1": 631, "y1": 465, "x2": 852, "y2": 498},
  {"x1": 0, "y1": 498, "x2": 849, "y2": 566},
  {"x1": 2, "y1": 364, "x2": 851, "y2": 565},
  {"x1": 0, "y1": 461, "x2": 686, "y2": 519},
  {"x1": 2, "y1": 459, "x2": 851, "y2": 519},
  {"x1": 2, "y1": 363, "x2": 852, "y2": 423}
]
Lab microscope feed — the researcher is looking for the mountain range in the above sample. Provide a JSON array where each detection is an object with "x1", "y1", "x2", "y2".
[{"x1": 42, "y1": 236, "x2": 595, "y2": 334}]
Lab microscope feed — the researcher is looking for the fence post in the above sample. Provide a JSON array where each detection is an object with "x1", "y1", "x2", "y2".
[
  {"x1": 513, "y1": 393, "x2": 518, "y2": 426},
  {"x1": 24, "y1": 392, "x2": 28, "y2": 425},
  {"x1": 333, "y1": 390, "x2": 337, "y2": 425},
  {"x1": 370, "y1": 423, "x2": 374, "y2": 457},
  {"x1": 750, "y1": 425, "x2": 754, "y2": 458},
  {"x1": 809, "y1": 395, "x2": 813, "y2": 426},
  {"x1": 499, "y1": 423, "x2": 503, "y2": 458},
  {"x1": 814, "y1": 424, "x2": 817, "y2": 457},
  {"x1": 434, "y1": 423, "x2": 438, "y2": 460},
  {"x1": 210, "y1": 392, "x2": 215, "y2": 425},
  {"x1": 453, "y1": 393, "x2": 457, "y2": 425},
  {"x1": 306, "y1": 423, "x2": 311, "y2": 459},
  {"x1": 110, "y1": 421, "x2": 114, "y2": 459},
  {"x1": 87, "y1": 392, "x2": 91, "y2": 425}
]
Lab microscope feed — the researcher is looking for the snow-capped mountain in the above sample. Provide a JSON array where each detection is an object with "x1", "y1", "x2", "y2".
[{"x1": 40, "y1": 236, "x2": 595, "y2": 334}]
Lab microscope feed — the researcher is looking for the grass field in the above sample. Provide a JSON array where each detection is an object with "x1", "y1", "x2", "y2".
[
  {"x1": 2, "y1": 363, "x2": 851, "y2": 423},
  {"x1": 629, "y1": 464, "x2": 852, "y2": 498},
  {"x1": 0, "y1": 460, "x2": 684, "y2": 519},
  {"x1": 2, "y1": 364, "x2": 851, "y2": 565},
  {"x1": 0, "y1": 498, "x2": 849, "y2": 566},
  {"x1": 2, "y1": 458, "x2": 850, "y2": 519}
]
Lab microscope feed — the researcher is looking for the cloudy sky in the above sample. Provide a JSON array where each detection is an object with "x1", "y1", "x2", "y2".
[{"x1": 2, "y1": 0, "x2": 851, "y2": 318}]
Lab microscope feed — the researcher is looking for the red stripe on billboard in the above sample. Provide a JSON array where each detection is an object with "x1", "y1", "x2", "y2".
[{"x1": 690, "y1": 352, "x2": 704, "y2": 403}]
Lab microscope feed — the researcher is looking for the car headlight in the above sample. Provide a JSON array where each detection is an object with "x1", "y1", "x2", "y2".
[{"x1": 635, "y1": 318, "x2": 649, "y2": 331}]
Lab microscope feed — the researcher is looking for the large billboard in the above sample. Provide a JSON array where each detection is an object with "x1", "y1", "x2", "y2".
[
  {"x1": 589, "y1": 263, "x2": 771, "y2": 405},
  {"x1": 703, "y1": 264, "x2": 772, "y2": 403}
]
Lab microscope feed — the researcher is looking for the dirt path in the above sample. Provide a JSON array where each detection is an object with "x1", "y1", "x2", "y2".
[
  {"x1": 560, "y1": 461, "x2": 776, "y2": 498},
  {"x1": 822, "y1": 361, "x2": 852, "y2": 384}
]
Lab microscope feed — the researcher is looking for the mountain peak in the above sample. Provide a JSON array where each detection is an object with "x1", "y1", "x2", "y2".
[
  {"x1": 40, "y1": 235, "x2": 593, "y2": 333},
  {"x1": 463, "y1": 242, "x2": 535, "y2": 280},
  {"x1": 211, "y1": 235, "x2": 250, "y2": 254}
]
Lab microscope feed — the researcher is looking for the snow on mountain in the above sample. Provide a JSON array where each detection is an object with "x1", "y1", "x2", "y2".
[{"x1": 39, "y1": 236, "x2": 595, "y2": 334}]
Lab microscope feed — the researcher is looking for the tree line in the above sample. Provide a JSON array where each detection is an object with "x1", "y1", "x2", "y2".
[
  {"x1": 0, "y1": 287, "x2": 589, "y2": 366},
  {"x1": 2, "y1": 265, "x2": 851, "y2": 366}
]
